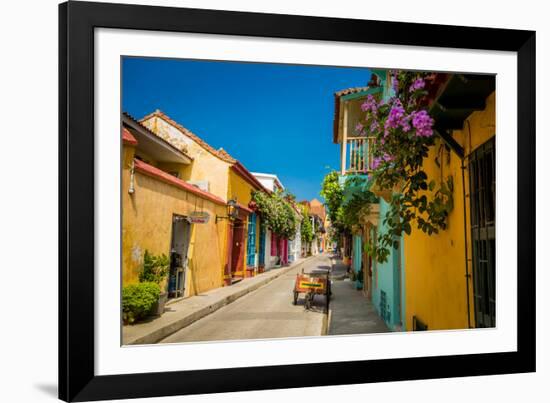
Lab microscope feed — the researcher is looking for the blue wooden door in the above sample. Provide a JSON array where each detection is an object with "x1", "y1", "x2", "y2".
[{"x1": 246, "y1": 213, "x2": 257, "y2": 267}]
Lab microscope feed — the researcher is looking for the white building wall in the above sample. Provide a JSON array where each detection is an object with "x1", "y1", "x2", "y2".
[
  {"x1": 256, "y1": 177, "x2": 275, "y2": 191},
  {"x1": 263, "y1": 230, "x2": 280, "y2": 269}
]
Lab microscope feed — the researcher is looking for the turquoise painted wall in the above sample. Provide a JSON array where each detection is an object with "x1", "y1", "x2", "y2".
[
  {"x1": 336, "y1": 70, "x2": 408, "y2": 330},
  {"x1": 371, "y1": 198, "x2": 405, "y2": 330},
  {"x1": 352, "y1": 235, "x2": 362, "y2": 273},
  {"x1": 352, "y1": 234, "x2": 363, "y2": 289}
]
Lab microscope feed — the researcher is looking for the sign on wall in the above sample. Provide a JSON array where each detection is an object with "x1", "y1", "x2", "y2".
[{"x1": 187, "y1": 211, "x2": 210, "y2": 224}]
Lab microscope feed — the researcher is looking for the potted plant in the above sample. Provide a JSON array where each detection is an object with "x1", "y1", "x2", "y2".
[{"x1": 139, "y1": 250, "x2": 169, "y2": 316}]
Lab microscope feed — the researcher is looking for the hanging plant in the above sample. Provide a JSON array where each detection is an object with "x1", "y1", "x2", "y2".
[
  {"x1": 251, "y1": 190, "x2": 298, "y2": 240},
  {"x1": 358, "y1": 71, "x2": 454, "y2": 263}
]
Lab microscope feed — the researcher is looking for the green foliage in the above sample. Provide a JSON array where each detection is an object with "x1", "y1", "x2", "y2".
[
  {"x1": 358, "y1": 71, "x2": 455, "y2": 263},
  {"x1": 252, "y1": 190, "x2": 298, "y2": 239},
  {"x1": 138, "y1": 250, "x2": 169, "y2": 284},
  {"x1": 300, "y1": 206, "x2": 314, "y2": 243},
  {"x1": 321, "y1": 172, "x2": 378, "y2": 237},
  {"x1": 320, "y1": 171, "x2": 344, "y2": 225},
  {"x1": 338, "y1": 176, "x2": 377, "y2": 229},
  {"x1": 122, "y1": 282, "x2": 160, "y2": 324}
]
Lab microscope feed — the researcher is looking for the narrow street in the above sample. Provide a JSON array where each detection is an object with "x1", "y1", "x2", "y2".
[{"x1": 160, "y1": 254, "x2": 332, "y2": 343}]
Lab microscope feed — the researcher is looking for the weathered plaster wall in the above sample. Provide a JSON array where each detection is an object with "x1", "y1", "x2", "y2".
[
  {"x1": 289, "y1": 221, "x2": 301, "y2": 262},
  {"x1": 404, "y1": 92, "x2": 495, "y2": 331},
  {"x1": 141, "y1": 116, "x2": 231, "y2": 200},
  {"x1": 122, "y1": 150, "x2": 228, "y2": 297}
]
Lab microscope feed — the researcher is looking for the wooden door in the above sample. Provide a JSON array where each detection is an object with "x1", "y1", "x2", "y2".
[{"x1": 231, "y1": 219, "x2": 245, "y2": 276}]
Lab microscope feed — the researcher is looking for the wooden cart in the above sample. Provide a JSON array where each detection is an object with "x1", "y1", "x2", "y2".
[{"x1": 292, "y1": 270, "x2": 331, "y2": 312}]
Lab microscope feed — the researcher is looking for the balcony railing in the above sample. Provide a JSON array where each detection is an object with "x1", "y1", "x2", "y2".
[{"x1": 345, "y1": 136, "x2": 375, "y2": 175}]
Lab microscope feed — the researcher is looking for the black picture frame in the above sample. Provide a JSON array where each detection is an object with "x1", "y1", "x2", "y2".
[{"x1": 59, "y1": 1, "x2": 536, "y2": 401}]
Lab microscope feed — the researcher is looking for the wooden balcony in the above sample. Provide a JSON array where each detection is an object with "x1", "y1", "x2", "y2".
[{"x1": 342, "y1": 136, "x2": 375, "y2": 175}]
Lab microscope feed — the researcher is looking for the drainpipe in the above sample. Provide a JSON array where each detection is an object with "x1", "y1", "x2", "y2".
[
  {"x1": 461, "y1": 158, "x2": 472, "y2": 328},
  {"x1": 128, "y1": 160, "x2": 135, "y2": 195}
]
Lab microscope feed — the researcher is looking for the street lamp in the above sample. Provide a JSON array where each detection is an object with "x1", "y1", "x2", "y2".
[{"x1": 216, "y1": 198, "x2": 239, "y2": 223}]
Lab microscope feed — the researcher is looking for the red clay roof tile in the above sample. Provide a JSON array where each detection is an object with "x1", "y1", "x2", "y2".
[
  {"x1": 140, "y1": 110, "x2": 237, "y2": 163},
  {"x1": 122, "y1": 127, "x2": 138, "y2": 146},
  {"x1": 133, "y1": 158, "x2": 226, "y2": 206}
]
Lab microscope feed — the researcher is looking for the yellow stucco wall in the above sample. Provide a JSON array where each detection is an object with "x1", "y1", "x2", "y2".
[
  {"x1": 404, "y1": 92, "x2": 495, "y2": 330},
  {"x1": 133, "y1": 114, "x2": 266, "y2": 283},
  {"x1": 228, "y1": 169, "x2": 254, "y2": 206},
  {"x1": 227, "y1": 169, "x2": 261, "y2": 273},
  {"x1": 122, "y1": 145, "x2": 228, "y2": 297},
  {"x1": 141, "y1": 116, "x2": 231, "y2": 201}
]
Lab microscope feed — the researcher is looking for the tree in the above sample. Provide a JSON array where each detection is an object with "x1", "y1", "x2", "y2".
[
  {"x1": 320, "y1": 171, "x2": 344, "y2": 225},
  {"x1": 358, "y1": 71, "x2": 454, "y2": 262},
  {"x1": 251, "y1": 190, "x2": 298, "y2": 240},
  {"x1": 300, "y1": 206, "x2": 314, "y2": 243}
]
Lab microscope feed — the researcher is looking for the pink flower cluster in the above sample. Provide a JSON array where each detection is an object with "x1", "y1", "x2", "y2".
[
  {"x1": 409, "y1": 78, "x2": 425, "y2": 93},
  {"x1": 369, "y1": 121, "x2": 380, "y2": 134},
  {"x1": 384, "y1": 99, "x2": 410, "y2": 135},
  {"x1": 360, "y1": 94, "x2": 378, "y2": 115},
  {"x1": 371, "y1": 152, "x2": 394, "y2": 170},
  {"x1": 381, "y1": 99, "x2": 434, "y2": 138},
  {"x1": 410, "y1": 110, "x2": 434, "y2": 137}
]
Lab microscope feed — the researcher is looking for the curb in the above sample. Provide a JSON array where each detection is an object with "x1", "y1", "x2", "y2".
[
  {"x1": 325, "y1": 257, "x2": 339, "y2": 335},
  {"x1": 127, "y1": 256, "x2": 317, "y2": 345},
  {"x1": 325, "y1": 305, "x2": 333, "y2": 335}
]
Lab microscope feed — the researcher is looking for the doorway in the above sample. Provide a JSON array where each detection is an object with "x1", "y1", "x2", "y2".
[
  {"x1": 230, "y1": 219, "x2": 245, "y2": 278},
  {"x1": 168, "y1": 215, "x2": 191, "y2": 299}
]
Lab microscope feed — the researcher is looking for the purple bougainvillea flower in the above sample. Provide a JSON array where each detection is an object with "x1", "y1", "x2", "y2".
[
  {"x1": 410, "y1": 110, "x2": 434, "y2": 137},
  {"x1": 361, "y1": 94, "x2": 378, "y2": 115},
  {"x1": 369, "y1": 121, "x2": 380, "y2": 134},
  {"x1": 392, "y1": 76, "x2": 399, "y2": 93},
  {"x1": 384, "y1": 99, "x2": 412, "y2": 133},
  {"x1": 371, "y1": 157, "x2": 382, "y2": 170},
  {"x1": 385, "y1": 99, "x2": 405, "y2": 129},
  {"x1": 382, "y1": 152, "x2": 395, "y2": 162},
  {"x1": 355, "y1": 122, "x2": 364, "y2": 134},
  {"x1": 409, "y1": 78, "x2": 426, "y2": 93}
]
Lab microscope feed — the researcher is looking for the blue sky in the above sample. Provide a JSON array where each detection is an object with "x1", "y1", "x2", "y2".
[{"x1": 122, "y1": 57, "x2": 371, "y2": 201}]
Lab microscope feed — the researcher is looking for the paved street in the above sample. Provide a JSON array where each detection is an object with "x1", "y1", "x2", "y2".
[{"x1": 160, "y1": 254, "x2": 331, "y2": 344}]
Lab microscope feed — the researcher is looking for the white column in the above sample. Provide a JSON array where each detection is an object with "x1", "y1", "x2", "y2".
[{"x1": 341, "y1": 102, "x2": 348, "y2": 175}]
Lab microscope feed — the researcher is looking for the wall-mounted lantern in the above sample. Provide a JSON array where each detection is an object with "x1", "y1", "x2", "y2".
[{"x1": 216, "y1": 198, "x2": 239, "y2": 223}]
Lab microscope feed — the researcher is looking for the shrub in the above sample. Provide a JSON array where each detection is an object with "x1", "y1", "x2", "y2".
[
  {"x1": 122, "y1": 282, "x2": 160, "y2": 324},
  {"x1": 138, "y1": 250, "x2": 169, "y2": 284},
  {"x1": 251, "y1": 190, "x2": 298, "y2": 240}
]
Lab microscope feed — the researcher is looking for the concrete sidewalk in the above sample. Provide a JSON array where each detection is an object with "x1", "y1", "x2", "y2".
[
  {"x1": 123, "y1": 256, "x2": 314, "y2": 345},
  {"x1": 329, "y1": 255, "x2": 349, "y2": 280},
  {"x1": 328, "y1": 259, "x2": 390, "y2": 335}
]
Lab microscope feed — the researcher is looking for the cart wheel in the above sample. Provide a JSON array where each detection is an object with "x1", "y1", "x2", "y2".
[
  {"x1": 305, "y1": 293, "x2": 312, "y2": 310},
  {"x1": 292, "y1": 291, "x2": 298, "y2": 305}
]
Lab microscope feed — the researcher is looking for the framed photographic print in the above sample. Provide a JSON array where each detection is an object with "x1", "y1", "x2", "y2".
[{"x1": 59, "y1": 1, "x2": 536, "y2": 401}]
